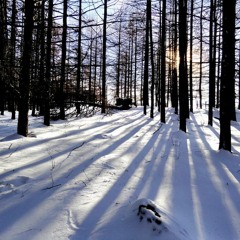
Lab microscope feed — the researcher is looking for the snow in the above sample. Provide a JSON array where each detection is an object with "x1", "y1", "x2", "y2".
[{"x1": 0, "y1": 107, "x2": 240, "y2": 240}]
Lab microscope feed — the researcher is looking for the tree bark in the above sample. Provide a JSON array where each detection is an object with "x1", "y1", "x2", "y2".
[
  {"x1": 143, "y1": 0, "x2": 150, "y2": 115},
  {"x1": 10, "y1": 0, "x2": 16, "y2": 119},
  {"x1": 150, "y1": 0, "x2": 155, "y2": 119},
  {"x1": 17, "y1": 0, "x2": 34, "y2": 136},
  {"x1": 189, "y1": 0, "x2": 194, "y2": 113},
  {"x1": 76, "y1": 0, "x2": 82, "y2": 115},
  {"x1": 101, "y1": 0, "x2": 107, "y2": 114},
  {"x1": 199, "y1": 0, "x2": 204, "y2": 109},
  {"x1": 208, "y1": 0, "x2": 216, "y2": 126},
  {"x1": 44, "y1": 0, "x2": 53, "y2": 126},
  {"x1": 160, "y1": 0, "x2": 166, "y2": 122},
  {"x1": 60, "y1": 0, "x2": 67, "y2": 120},
  {"x1": 39, "y1": 0, "x2": 46, "y2": 116},
  {"x1": 0, "y1": 0, "x2": 7, "y2": 115},
  {"x1": 219, "y1": 0, "x2": 236, "y2": 151},
  {"x1": 171, "y1": 0, "x2": 178, "y2": 114},
  {"x1": 179, "y1": 0, "x2": 188, "y2": 132}
]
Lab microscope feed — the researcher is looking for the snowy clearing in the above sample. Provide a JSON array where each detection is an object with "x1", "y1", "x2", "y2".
[{"x1": 0, "y1": 107, "x2": 240, "y2": 240}]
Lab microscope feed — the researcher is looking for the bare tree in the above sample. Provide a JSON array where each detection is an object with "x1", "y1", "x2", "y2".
[
  {"x1": 208, "y1": 0, "x2": 216, "y2": 126},
  {"x1": 10, "y1": 0, "x2": 17, "y2": 119},
  {"x1": 179, "y1": 0, "x2": 189, "y2": 132},
  {"x1": 160, "y1": 0, "x2": 166, "y2": 122},
  {"x1": 44, "y1": 0, "x2": 53, "y2": 126},
  {"x1": 0, "y1": 0, "x2": 7, "y2": 115},
  {"x1": 143, "y1": 0, "x2": 150, "y2": 115},
  {"x1": 101, "y1": 0, "x2": 107, "y2": 114},
  {"x1": 150, "y1": 0, "x2": 155, "y2": 119},
  {"x1": 60, "y1": 0, "x2": 68, "y2": 120},
  {"x1": 17, "y1": 0, "x2": 34, "y2": 136},
  {"x1": 76, "y1": 0, "x2": 82, "y2": 115},
  {"x1": 189, "y1": 0, "x2": 194, "y2": 113},
  {"x1": 219, "y1": 0, "x2": 236, "y2": 151}
]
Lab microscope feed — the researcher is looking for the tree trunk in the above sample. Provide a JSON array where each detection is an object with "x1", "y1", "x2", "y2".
[
  {"x1": 0, "y1": 0, "x2": 7, "y2": 115},
  {"x1": 239, "y1": 43, "x2": 240, "y2": 110},
  {"x1": 219, "y1": 0, "x2": 236, "y2": 151},
  {"x1": 208, "y1": 0, "x2": 216, "y2": 126},
  {"x1": 10, "y1": 0, "x2": 16, "y2": 119},
  {"x1": 39, "y1": 0, "x2": 46, "y2": 116},
  {"x1": 60, "y1": 0, "x2": 67, "y2": 120},
  {"x1": 216, "y1": 5, "x2": 222, "y2": 109},
  {"x1": 189, "y1": 0, "x2": 194, "y2": 113},
  {"x1": 171, "y1": 0, "x2": 178, "y2": 114},
  {"x1": 179, "y1": 0, "x2": 188, "y2": 132},
  {"x1": 199, "y1": 0, "x2": 204, "y2": 109},
  {"x1": 134, "y1": 20, "x2": 138, "y2": 106},
  {"x1": 76, "y1": 0, "x2": 82, "y2": 115},
  {"x1": 143, "y1": 0, "x2": 150, "y2": 115},
  {"x1": 160, "y1": 0, "x2": 166, "y2": 122},
  {"x1": 44, "y1": 0, "x2": 53, "y2": 126},
  {"x1": 101, "y1": 0, "x2": 107, "y2": 114},
  {"x1": 89, "y1": 34, "x2": 93, "y2": 102},
  {"x1": 150, "y1": 0, "x2": 155, "y2": 119},
  {"x1": 17, "y1": 0, "x2": 34, "y2": 136},
  {"x1": 94, "y1": 37, "x2": 98, "y2": 105},
  {"x1": 116, "y1": 21, "x2": 121, "y2": 98}
]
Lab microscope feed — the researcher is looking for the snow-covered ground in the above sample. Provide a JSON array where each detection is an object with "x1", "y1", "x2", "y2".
[{"x1": 0, "y1": 107, "x2": 240, "y2": 240}]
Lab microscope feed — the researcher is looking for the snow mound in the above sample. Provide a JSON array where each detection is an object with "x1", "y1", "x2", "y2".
[
  {"x1": 0, "y1": 176, "x2": 32, "y2": 199},
  {"x1": 88, "y1": 198, "x2": 191, "y2": 240}
]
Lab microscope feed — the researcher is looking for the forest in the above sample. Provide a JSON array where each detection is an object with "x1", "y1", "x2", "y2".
[
  {"x1": 1, "y1": 1, "x2": 240, "y2": 239},
  {"x1": 0, "y1": 0, "x2": 239, "y2": 151}
]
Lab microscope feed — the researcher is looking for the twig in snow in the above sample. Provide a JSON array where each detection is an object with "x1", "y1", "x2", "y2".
[
  {"x1": 153, "y1": 123, "x2": 163, "y2": 135},
  {"x1": 83, "y1": 170, "x2": 91, "y2": 182},
  {"x1": 66, "y1": 142, "x2": 85, "y2": 160},
  {"x1": 7, "y1": 145, "x2": 19, "y2": 158},
  {"x1": 42, "y1": 184, "x2": 61, "y2": 190},
  {"x1": 56, "y1": 141, "x2": 86, "y2": 172}
]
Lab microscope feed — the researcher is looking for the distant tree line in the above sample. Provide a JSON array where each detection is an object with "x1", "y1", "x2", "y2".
[{"x1": 0, "y1": 0, "x2": 239, "y2": 151}]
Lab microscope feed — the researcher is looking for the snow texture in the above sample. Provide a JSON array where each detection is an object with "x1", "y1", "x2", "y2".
[{"x1": 0, "y1": 107, "x2": 240, "y2": 240}]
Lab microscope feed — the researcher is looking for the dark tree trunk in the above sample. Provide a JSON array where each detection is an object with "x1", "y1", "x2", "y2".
[
  {"x1": 179, "y1": 0, "x2": 188, "y2": 132},
  {"x1": 143, "y1": 0, "x2": 150, "y2": 115},
  {"x1": 130, "y1": 29, "x2": 134, "y2": 100},
  {"x1": 239, "y1": 43, "x2": 240, "y2": 110},
  {"x1": 44, "y1": 0, "x2": 53, "y2": 126},
  {"x1": 219, "y1": 0, "x2": 236, "y2": 151},
  {"x1": 76, "y1": 0, "x2": 82, "y2": 115},
  {"x1": 208, "y1": 0, "x2": 216, "y2": 126},
  {"x1": 93, "y1": 37, "x2": 98, "y2": 105},
  {"x1": 216, "y1": 5, "x2": 222, "y2": 109},
  {"x1": 39, "y1": 0, "x2": 46, "y2": 116},
  {"x1": 10, "y1": 0, "x2": 16, "y2": 119},
  {"x1": 60, "y1": 0, "x2": 67, "y2": 120},
  {"x1": 189, "y1": 0, "x2": 194, "y2": 113},
  {"x1": 160, "y1": 0, "x2": 166, "y2": 122},
  {"x1": 89, "y1": 35, "x2": 93, "y2": 101},
  {"x1": 17, "y1": 0, "x2": 34, "y2": 136},
  {"x1": 101, "y1": 0, "x2": 107, "y2": 114},
  {"x1": 116, "y1": 21, "x2": 121, "y2": 98},
  {"x1": 171, "y1": 0, "x2": 178, "y2": 114},
  {"x1": 134, "y1": 20, "x2": 138, "y2": 106},
  {"x1": 199, "y1": 0, "x2": 204, "y2": 109},
  {"x1": 150, "y1": 0, "x2": 155, "y2": 119},
  {"x1": 0, "y1": 0, "x2": 7, "y2": 115},
  {"x1": 155, "y1": 0, "x2": 162, "y2": 112}
]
